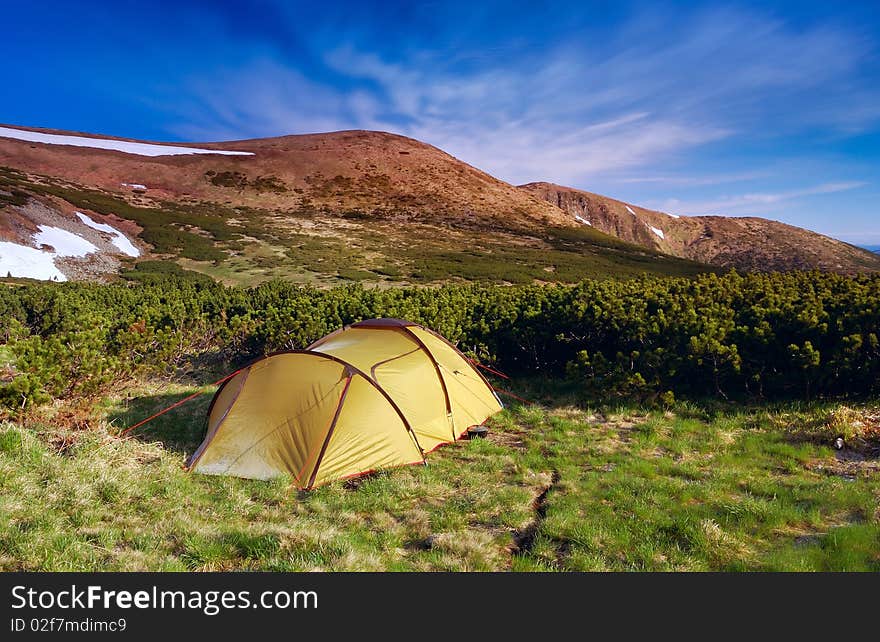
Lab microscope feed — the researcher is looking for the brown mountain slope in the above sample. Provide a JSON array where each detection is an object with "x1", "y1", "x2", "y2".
[
  {"x1": 2, "y1": 124, "x2": 874, "y2": 283},
  {"x1": 520, "y1": 182, "x2": 880, "y2": 273},
  {"x1": 1, "y1": 125, "x2": 712, "y2": 285},
  {"x1": 0, "y1": 125, "x2": 570, "y2": 231}
]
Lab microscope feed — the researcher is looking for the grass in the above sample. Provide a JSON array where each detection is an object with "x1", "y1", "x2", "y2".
[
  {"x1": 2, "y1": 166, "x2": 714, "y2": 287},
  {"x1": 0, "y1": 384, "x2": 877, "y2": 571},
  {"x1": 504, "y1": 403, "x2": 880, "y2": 571}
]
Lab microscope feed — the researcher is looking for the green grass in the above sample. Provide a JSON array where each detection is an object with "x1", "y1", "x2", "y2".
[
  {"x1": 1, "y1": 387, "x2": 877, "y2": 571},
  {"x1": 503, "y1": 404, "x2": 880, "y2": 571},
  {"x1": 337, "y1": 267, "x2": 377, "y2": 281},
  {"x1": 1, "y1": 167, "x2": 714, "y2": 286}
]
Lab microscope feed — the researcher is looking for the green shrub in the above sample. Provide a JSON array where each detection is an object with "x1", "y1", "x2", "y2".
[
  {"x1": 337, "y1": 268, "x2": 376, "y2": 281},
  {"x1": 207, "y1": 171, "x2": 248, "y2": 189},
  {"x1": 1, "y1": 270, "x2": 879, "y2": 410}
]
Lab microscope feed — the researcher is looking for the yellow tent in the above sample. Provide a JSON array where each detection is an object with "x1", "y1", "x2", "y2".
[{"x1": 187, "y1": 319, "x2": 503, "y2": 488}]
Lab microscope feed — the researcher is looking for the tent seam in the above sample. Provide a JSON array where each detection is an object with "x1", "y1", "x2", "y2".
[
  {"x1": 214, "y1": 375, "x2": 348, "y2": 481},
  {"x1": 369, "y1": 347, "x2": 422, "y2": 381},
  {"x1": 306, "y1": 374, "x2": 353, "y2": 489},
  {"x1": 399, "y1": 326, "x2": 456, "y2": 440}
]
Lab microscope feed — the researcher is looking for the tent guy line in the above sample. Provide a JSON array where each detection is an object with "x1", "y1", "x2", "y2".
[{"x1": 120, "y1": 369, "x2": 243, "y2": 437}]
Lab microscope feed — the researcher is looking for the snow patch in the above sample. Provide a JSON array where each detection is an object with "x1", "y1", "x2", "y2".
[
  {"x1": 575, "y1": 215, "x2": 592, "y2": 226},
  {"x1": 121, "y1": 182, "x2": 147, "y2": 190},
  {"x1": 666, "y1": 212, "x2": 681, "y2": 219},
  {"x1": 625, "y1": 205, "x2": 637, "y2": 216},
  {"x1": 76, "y1": 212, "x2": 140, "y2": 257},
  {"x1": 111, "y1": 235, "x2": 140, "y2": 257},
  {"x1": 0, "y1": 126, "x2": 254, "y2": 157},
  {"x1": 33, "y1": 226, "x2": 98, "y2": 257},
  {"x1": 648, "y1": 225, "x2": 665, "y2": 240},
  {"x1": 0, "y1": 225, "x2": 108, "y2": 281},
  {"x1": 75, "y1": 212, "x2": 118, "y2": 236},
  {"x1": 0, "y1": 242, "x2": 67, "y2": 281}
]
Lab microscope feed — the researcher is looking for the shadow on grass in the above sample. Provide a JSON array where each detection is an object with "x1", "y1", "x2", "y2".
[
  {"x1": 108, "y1": 390, "x2": 215, "y2": 455},
  {"x1": 498, "y1": 375, "x2": 865, "y2": 420},
  {"x1": 492, "y1": 376, "x2": 685, "y2": 413}
]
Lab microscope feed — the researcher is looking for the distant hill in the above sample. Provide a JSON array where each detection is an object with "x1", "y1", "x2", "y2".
[
  {"x1": 0, "y1": 125, "x2": 708, "y2": 285},
  {"x1": 1, "y1": 124, "x2": 877, "y2": 284},
  {"x1": 521, "y1": 182, "x2": 880, "y2": 274}
]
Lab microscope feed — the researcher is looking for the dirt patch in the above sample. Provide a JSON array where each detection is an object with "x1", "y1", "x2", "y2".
[
  {"x1": 342, "y1": 472, "x2": 381, "y2": 490},
  {"x1": 487, "y1": 428, "x2": 527, "y2": 451},
  {"x1": 806, "y1": 453, "x2": 880, "y2": 480},
  {"x1": 790, "y1": 406, "x2": 880, "y2": 471},
  {"x1": 510, "y1": 470, "x2": 560, "y2": 555},
  {"x1": 405, "y1": 534, "x2": 437, "y2": 551},
  {"x1": 15, "y1": 400, "x2": 103, "y2": 455}
]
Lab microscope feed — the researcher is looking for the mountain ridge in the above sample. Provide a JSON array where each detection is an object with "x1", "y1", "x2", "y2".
[
  {"x1": 1, "y1": 124, "x2": 878, "y2": 283},
  {"x1": 520, "y1": 181, "x2": 880, "y2": 273}
]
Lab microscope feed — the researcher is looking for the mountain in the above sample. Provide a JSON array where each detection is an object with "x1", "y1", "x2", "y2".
[
  {"x1": 520, "y1": 182, "x2": 880, "y2": 273},
  {"x1": 1, "y1": 124, "x2": 876, "y2": 285},
  {"x1": 0, "y1": 125, "x2": 710, "y2": 284}
]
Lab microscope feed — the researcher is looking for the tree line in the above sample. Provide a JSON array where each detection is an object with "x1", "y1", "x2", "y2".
[{"x1": 1, "y1": 270, "x2": 878, "y2": 410}]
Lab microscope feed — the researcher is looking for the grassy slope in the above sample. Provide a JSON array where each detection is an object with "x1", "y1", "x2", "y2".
[
  {"x1": 1, "y1": 384, "x2": 877, "y2": 571},
  {"x1": 1, "y1": 167, "x2": 713, "y2": 286}
]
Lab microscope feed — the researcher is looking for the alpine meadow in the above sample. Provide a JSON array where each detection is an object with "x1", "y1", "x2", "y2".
[
  {"x1": 2, "y1": 270, "x2": 879, "y2": 571},
  {"x1": 2, "y1": 0, "x2": 880, "y2": 575}
]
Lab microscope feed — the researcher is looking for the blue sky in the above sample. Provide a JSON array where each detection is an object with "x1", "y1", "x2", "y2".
[{"x1": 3, "y1": 1, "x2": 879, "y2": 245}]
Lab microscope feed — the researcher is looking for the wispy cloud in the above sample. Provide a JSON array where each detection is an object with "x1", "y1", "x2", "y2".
[
  {"x1": 653, "y1": 181, "x2": 868, "y2": 216},
  {"x1": 168, "y1": 60, "x2": 361, "y2": 141},
  {"x1": 4, "y1": 1, "x2": 876, "y2": 243},
  {"x1": 613, "y1": 172, "x2": 769, "y2": 187},
  {"x1": 167, "y1": 6, "x2": 878, "y2": 191}
]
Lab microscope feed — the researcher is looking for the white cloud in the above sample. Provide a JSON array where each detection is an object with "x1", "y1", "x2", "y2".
[
  {"x1": 169, "y1": 60, "x2": 377, "y2": 141},
  {"x1": 653, "y1": 182, "x2": 867, "y2": 216},
  {"x1": 613, "y1": 172, "x2": 769, "y2": 186},
  {"x1": 166, "y1": 7, "x2": 879, "y2": 190},
  {"x1": 406, "y1": 117, "x2": 727, "y2": 186}
]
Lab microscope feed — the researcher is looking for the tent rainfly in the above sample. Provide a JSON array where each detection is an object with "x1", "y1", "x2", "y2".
[{"x1": 187, "y1": 318, "x2": 503, "y2": 488}]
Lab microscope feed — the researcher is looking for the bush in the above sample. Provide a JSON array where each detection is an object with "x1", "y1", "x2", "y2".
[
  {"x1": 337, "y1": 268, "x2": 376, "y2": 281},
  {"x1": 1, "y1": 270, "x2": 878, "y2": 410}
]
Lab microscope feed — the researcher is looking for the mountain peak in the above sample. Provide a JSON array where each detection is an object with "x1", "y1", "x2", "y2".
[
  {"x1": 520, "y1": 182, "x2": 880, "y2": 273},
  {"x1": 2, "y1": 124, "x2": 878, "y2": 283}
]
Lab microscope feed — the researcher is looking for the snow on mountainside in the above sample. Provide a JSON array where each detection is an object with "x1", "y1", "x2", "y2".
[
  {"x1": 0, "y1": 126, "x2": 253, "y2": 157},
  {"x1": 76, "y1": 212, "x2": 140, "y2": 257},
  {"x1": 34, "y1": 225, "x2": 98, "y2": 257},
  {"x1": 1, "y1": 123, "x2": 878, "y2": 281},
  {"x1": 0, "y1": 193, "x2": 143, "y2": 281},
  {"x1": 520, "y1": 181, "x2": 880, "y2": 274},
  {"x1": 1, "y1": 225, "x2": 97, "y2": 281},
  {"x1": 0, "y1": 241, "x2": 68, "y2": 281},
  {"x1": 648, "y1": 225, "x2": 665, "y2": 240}
]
